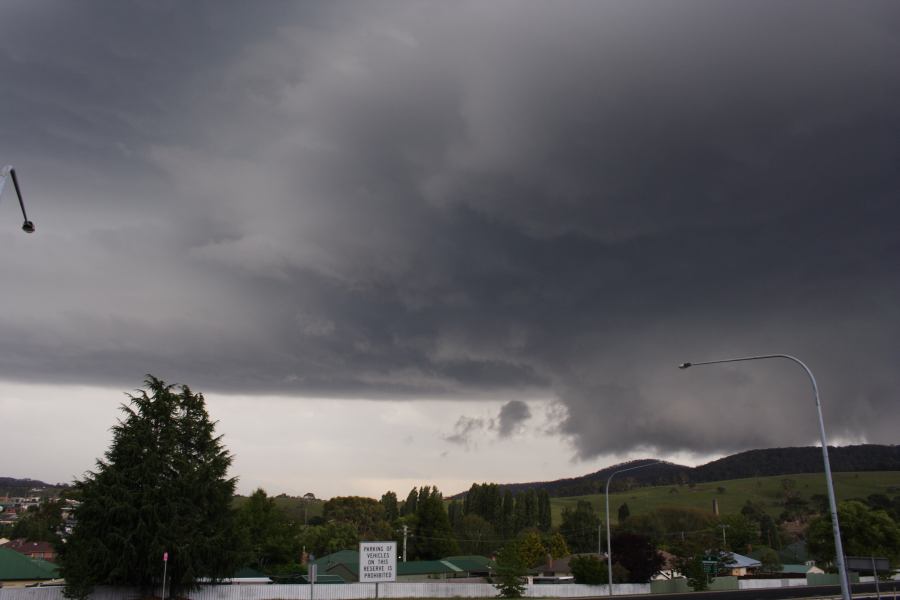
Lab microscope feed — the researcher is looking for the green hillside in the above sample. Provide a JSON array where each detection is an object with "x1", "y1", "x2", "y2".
[{"x1": 551, "y1": 471, "x2": 900, "y2": 525}]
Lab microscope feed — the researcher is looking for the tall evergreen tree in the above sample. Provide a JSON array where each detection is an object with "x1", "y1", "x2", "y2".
[
  {"x1": 60, "y1": 377, "x2": 241, "y2": 599},
  {"x1": 412, "y1": 487, "x2": 458, "y2": 559},
  {"x1": 560, "y1": 500, "x2": 600, "y2": 554},
  {"x1": 402, "y1": 488, "x2": 419, "y2": 517},
  {"x1": 502, "y1": 489, "x2": 515, "y2": 537},
  {"x1": 380, "y1": 491, "x2": 399, "y2": 522},
  {"x1": 236, "y1": 489, "x2": 301, "y2": 572},
  {"x1": 537, "y1": 490, "x2": 552, "y2": 532},
  {"x1": 618, "y1": 502, "x2": 631, "y2": 522}
]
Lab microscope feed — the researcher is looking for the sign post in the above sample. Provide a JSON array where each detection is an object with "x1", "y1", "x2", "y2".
[
  {"x1": 359, "y1": 541, "x2": 397, "y2": 598},
  {"x1": 162, "y1": 552, "x2": 168, "y2": 600}
]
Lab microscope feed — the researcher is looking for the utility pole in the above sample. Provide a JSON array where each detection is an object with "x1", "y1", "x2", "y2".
[
  {"x1": 402, "y1": 524, "x2": 408, "y2": 562},
  {"x1": 720, "y1": 524, "x2": 728, "y2": 549},
  {"x1": 598, "y1": 523, "x2": 603, "y2": 556}
]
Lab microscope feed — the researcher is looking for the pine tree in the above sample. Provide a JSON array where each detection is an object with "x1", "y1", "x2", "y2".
[{"x1": 60, "y1": 376, "x2": 241, "y2": 599}]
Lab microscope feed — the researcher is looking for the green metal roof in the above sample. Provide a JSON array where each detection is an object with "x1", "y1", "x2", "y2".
[
  {"x1": 0, "y1": 547, "x2": 59, "y2": 581},
  {"x1": 780, "y1": 564, "x2": 813, "y2": 574},
  {"x1": 397, "y1": 560, "x2": 458, "y2": 576},
  {"x1": 443, "y1": 555, "x2": 495, "y2": 572},
  {"x1": 233, "y1": 567, "x2": 269, "y2": 579},
  {"x1": 313, "y1": 550, "x2": 359, "y2": 569}
]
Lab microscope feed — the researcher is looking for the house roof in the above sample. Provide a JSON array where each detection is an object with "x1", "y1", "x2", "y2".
[
  {"x1": 443, "y1": 555, "x2": 495, "y2": 572},
  {"x1": 3, "y1": 539, "x2": 57, "y2": 556},
  {"x1": 313, "y1": 550, "x2": 359, "y2": 569},
  {"x1": 0, "y1": 547, "x2": 59, "y2": 581},
  {"x1": 233, "y1": 567, "x2": 269, "y2": 580},
  {"x1": 728, "y1": 553, "x2": 762, "y2": 568},
  {"x1": 398, "y1": 560, "x2": 459, "y2": 576},
  {"x1": 535, "y1": 556, "x2": 572, "y2": 574}
]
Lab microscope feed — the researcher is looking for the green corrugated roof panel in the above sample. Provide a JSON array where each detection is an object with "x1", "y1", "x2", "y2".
[
  {"x1": 314, "y1": 550, "x2": 359, "y2": 568},
  {"x1": 780, "y1": 564, "x2": 812, "y2": 574},
  {"x1": 443, "y1": 555, "x2": 495, "y2": 571},
  {"x1": 397, "y1": 560, "x2": 457, "y2": 576},
  {"x1": 0, "y1": 547, "x2": 59, "y2": 581},
  {"x1": 233, "y1": 567, "x2": 269, "y2": 579}
]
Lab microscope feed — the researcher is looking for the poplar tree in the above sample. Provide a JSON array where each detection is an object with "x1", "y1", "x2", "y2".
[{"x1": 61, "y1": 377, "x2": 241, "y2": 599}]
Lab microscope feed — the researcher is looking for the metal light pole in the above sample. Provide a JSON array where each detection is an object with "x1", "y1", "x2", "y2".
[
  {"x1": 679, "y1": 354, "x2": 850, "y2": 600},
  {"x1": 605, "y1": 460, "x2": 663, "y2": 595},
  {"x1": 0, "y1": 165, "x2": 36, "y2": 233}
]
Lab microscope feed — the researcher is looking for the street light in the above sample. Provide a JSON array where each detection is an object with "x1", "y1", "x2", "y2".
[
  {"x1": 679, "y1": 354, "x2": 850, "y2": 600},
  {"x1": 0, "y1": 165, "x2": 36, "y2": 233},
  {"x1": 605, "y1": 460, "x2": 663, "y2": 595}
]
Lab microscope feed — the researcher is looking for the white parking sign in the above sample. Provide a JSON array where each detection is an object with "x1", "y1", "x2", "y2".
[{"x1": 358, "y1": 541, "x2": 397, "y2": 582}]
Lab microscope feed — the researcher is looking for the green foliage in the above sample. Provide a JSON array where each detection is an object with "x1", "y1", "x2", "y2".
[
  {"x1": 411, "y1": 486, "x2": 458, "y2": 559},
  {"x1": 513, "y1": 530, "x2": 546, "y2": 568},
  {"x1": 560, "y1": 500, "x2": 600, "y2": 553},
  {"x1": 537, "y1": 490, "x2": 552, "y2": 531},
  {"x1": 454, "y1": 513, "x2": 495, "y2": 556},
  {"x1": 676, "y1": 555, "x2": 710, "y2": 591},
  {"x1": 610, "y1": 531, "x2": 662, "y2": 582},
  {"x1": 60, "y1": 377, "x2": 242, "y2": 599},
  {"x1": 807, "y1": 500, "x2": 900, "y2": 566},
  {"x1": 300, "y1": 522, "x2": 358, "y2": 557},
  {"x1": 544, "y1": 531, "x2": 569, "y2": 559},
  {"x1": 11, "y1": 500, "x2": 63, "y2": 543},
  {"x1": 758, "y1": 548, "x2": 783, "y2": 573},
  {"x1": 551, "y1": 471, "x2": 900, "y2": 525},
  {"x1": 569, "y1": 554, "x2": 605, "y2": 584},
  {"x1": 401, "y1": 488, "x2": 418, "y2": 516},
  {"x1": 569, "y1": 555, "x2": 627, "y2": 584},
  {"x1": 323, "y1": 496, "x2": 391, "y2": 540},
  {"x1": 718, "y1": 513, "x2": 759, "y2": 553},
  {"x1": 464, "y1": 483, "x2": 503, "y2": 526},
  {"x1": 236, "y1": 489, "x2": 301, "y2": 572},
  {"x1": 493, "y1": 543, "x2": 526, "y2": 598},
  {"x1": 380, "y1": 491, "x2": 399, "y2": 522}
]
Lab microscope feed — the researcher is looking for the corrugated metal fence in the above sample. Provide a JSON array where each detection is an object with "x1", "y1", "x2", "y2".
[{"x1": 0, "y1": 582, "x2": 652, "y2": 600}]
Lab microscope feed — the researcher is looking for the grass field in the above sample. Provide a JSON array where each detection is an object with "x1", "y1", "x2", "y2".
[{"x1": 550, "y1": 471, "x2": 900, "y2": 525}]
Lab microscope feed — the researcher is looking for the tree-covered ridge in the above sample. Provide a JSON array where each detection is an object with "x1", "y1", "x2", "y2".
[{"x1": 450, "y1": 445, "x2": 900, "y2": 498}]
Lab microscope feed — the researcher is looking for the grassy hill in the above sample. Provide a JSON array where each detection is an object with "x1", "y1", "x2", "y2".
[
  {"x1": 550, "y1": 470, "x2": 900, "y2": 525},
  {"x1": 472, "y1": 445, "x2": 900, "y2": 499}
]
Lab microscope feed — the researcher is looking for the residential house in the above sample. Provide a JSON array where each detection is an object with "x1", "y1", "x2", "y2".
[
  {"x1": 3, "y1": 539, "x2": 58, "y2": 562},
  {"x1": 779, "y1": 563, "x2": 824, "y2": 576},
  {"x1": 723, "y1": 553, "x2": 761, "y2": 576},
  {"x1": 532, "y1": 554, "x2": 577, "y2": 584}
]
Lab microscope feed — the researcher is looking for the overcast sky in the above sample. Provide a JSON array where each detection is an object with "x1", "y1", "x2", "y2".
[{"x1": 1, "y1": 1, "x2": 898, "y2": 499}]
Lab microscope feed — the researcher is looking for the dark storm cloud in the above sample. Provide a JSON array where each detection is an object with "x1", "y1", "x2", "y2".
[
  {"x1": 496, "y1": 400, "x2": 531, "y2": 438},
  {"x1": 444, "y1": 416, "x2": 486, "y2": 447},
  {"x1": 2, "y1": 1, "x2": 900, "y2": 460}
]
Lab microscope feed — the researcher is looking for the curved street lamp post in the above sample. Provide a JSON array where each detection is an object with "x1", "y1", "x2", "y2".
[
  {"x1": 605, "y1": 460, "x2": 663, "y2": 595},
  {"x1": 0, "y1": 165, "x2": 36, "y2": 233},
  {"x1": 678, "y1": 354, "x2": 850, "y2": 600}
]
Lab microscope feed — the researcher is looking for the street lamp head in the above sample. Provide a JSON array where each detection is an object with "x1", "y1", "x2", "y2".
[
  {"x1": 678, "y1": 362, "x2": 692, "y2": 369},
  {"x1": 1, "y1": 165, "x2": 35, "y2": 234}
]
